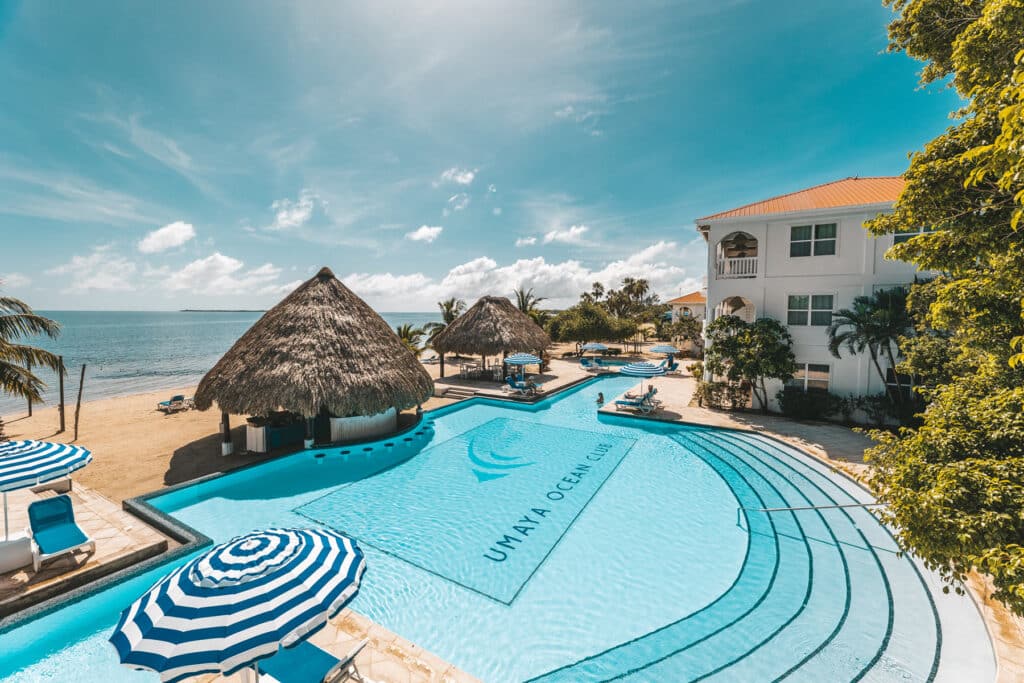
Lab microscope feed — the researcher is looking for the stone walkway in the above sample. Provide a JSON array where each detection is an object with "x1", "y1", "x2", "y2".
[{"x1": 0, "y1": 482, "x2": 169, "y2": 618}]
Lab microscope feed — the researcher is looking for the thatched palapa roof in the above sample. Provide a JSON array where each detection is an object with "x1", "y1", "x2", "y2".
[
  {"x1": 430, "y1": 295, "x2": 551, "y2": 357},
  {"x1": 194, "y1": 267, "x2": 434, "y2": 417}
]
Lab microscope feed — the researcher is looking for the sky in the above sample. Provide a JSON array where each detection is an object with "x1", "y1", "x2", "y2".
[{"x1": 0, "y1": 1, "x2": 958, "y2": 312}]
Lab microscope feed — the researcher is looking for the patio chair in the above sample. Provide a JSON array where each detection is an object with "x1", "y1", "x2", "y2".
[
  {"x1": 259, "y1": 638, "x2": 369, "y2": 683},
  {"x1": 27, "y1": 494, "x2": 96, "y2": 573},
  {"x1": 157, "y1": 395, "x2": 193, "y2": 413}
]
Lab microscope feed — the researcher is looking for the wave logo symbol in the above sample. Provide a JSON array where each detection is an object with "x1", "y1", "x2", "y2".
[{"x1": 468, "y1": 437, "x2": 535, "y2": 482}]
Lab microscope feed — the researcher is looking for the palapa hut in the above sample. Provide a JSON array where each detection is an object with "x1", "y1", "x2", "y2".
[
  {"x1": 194, "y1": 267, "x2": 434, "y2": 453},
  {"x1": 430, "y1": 295, "x2": 551, "y2": 377}
]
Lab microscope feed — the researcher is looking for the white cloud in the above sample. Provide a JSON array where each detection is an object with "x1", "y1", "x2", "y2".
[
  {"x1": 267, "y1": 189, "x2": 324, "y2": 231},
  {"x1": 493, "y1": 207, "x2": 503, "y2": 216},
  {"x1": 138, "y1": 221, "x2": 196, "y2": 253},
  {"x1": 406, "y1": 225, "x2": 444, "y2": 243},
  {"x1": 165, "y1": 253, "x2": 285, "y2": 295},
  {"x1": 340, "y1": 241, "x2": 702, "y2": 311},
  {"x1": 443, "y1": 193, "x2": 470, "y2": 215},
  {"x1": 436, "y1": 167, "x2": 476, "y2": 186},
  {"x1": 515, "y1": 236, "x2": 537, "y2": 247},
  {"x1": 543, "y1": 224, "x2": 589, "y2": 244},
  {"x1": 488, "y1": 184, "x2": 497, "y2": 193},
  {"x1": 48, "y1": 245, "x2": 137, "y2": 292},
  {"x1": 1, "y1": 273, "x2": 31, "y2": 288}
]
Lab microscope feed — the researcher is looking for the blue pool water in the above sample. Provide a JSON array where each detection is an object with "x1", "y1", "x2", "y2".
[{"x1": 0, "y1": 376, "x2": 994, "y2": 682}]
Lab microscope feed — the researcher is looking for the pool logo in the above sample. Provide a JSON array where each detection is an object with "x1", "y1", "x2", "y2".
[{"x1": 468, "y1": 437, "x2": 535, "y2": 482}]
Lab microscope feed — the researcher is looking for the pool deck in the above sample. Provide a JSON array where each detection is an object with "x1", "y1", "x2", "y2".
[
  {"x1": 602, "y1": 372, "x2": 1024, "y2": 683},
  {"x1": 431, "y1": 358, "x2": 592, "y2": 403},
  {"x1": 202, "y1": 609, "x2": 480, "y2": 683},
  {"x1": 0, "y1": 482, "x2": 169, "y2": 619}
]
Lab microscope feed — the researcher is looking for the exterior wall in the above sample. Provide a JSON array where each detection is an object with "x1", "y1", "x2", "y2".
[
  {"x1": 701, "y1": 203, "x2": 923, "y2": 410},
  {"x1": 670, "y1": 302, "x2": 705, "y2": 323}
]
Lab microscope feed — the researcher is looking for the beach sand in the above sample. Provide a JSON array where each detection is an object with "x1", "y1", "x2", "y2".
[{"x1": 0, "y1": 358, "x2": 471, "y2": 503}]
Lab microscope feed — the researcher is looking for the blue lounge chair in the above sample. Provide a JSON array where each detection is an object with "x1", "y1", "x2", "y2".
[
  {"x1": 259, "y1": 638, "x2": 368, "y2": 683},
  {"x1": 157, "y1": 395, "x2": 194, "y2": 414},
  {"x1": 27, "y1": 494, "x2": 95, "y2": 572},
  {"x1": 580, "y1": 358, "x2": 598, "y2": 372},
  {"x1": 504, "y1": 376, "x2": 535, "y2": 397}
]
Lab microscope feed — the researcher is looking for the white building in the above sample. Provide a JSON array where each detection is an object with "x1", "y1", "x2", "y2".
[
  {"x1": 696, "y1": 176, "x2": 926, "y2": 410},
  {"x1": 667, "y1": 290, "x2": 706, "y2": 323}
]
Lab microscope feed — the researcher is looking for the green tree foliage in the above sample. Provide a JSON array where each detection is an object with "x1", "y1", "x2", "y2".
[
  {"x1": 1, "y1": 288, "x2": 64, "y2": 403},
  {"x1": 863, "y1": 0, "x2": 1024, "y2": 614},
  {"x1": 547, "y1": 302, "x2": 635, "y2": 345},
  {"x1": 662, "y1": 316, "x2": 702, "y2": 345},
  {"x1": 704, "y1": 315, "x2": 797, "y2": 414},
  {"x1": 424, "y1": 297, "x2": 466, "y2": 343},
  {"x1": 826, "y1": 287, "x2": 912, "y2": 405},
  {"x1": 394, "y1": 324, "x2": 426, "y2": 357},
  {"x1": 512, "y1": 287, "x2": 551, "y2": 327}
]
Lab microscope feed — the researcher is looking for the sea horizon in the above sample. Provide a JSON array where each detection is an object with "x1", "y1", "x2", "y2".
[{"x1": 1, "y1": 310, "x2": 442, "y2": 419}]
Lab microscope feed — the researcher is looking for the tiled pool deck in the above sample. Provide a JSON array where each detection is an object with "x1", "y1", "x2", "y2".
[{"x1": 0, "y1": 484, "x2": 169, "y2": 618}]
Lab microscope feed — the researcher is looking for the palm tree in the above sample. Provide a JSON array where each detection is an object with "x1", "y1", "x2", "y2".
[
  {"x1": 827, "y1": 287, "x2": 911, "y2": 404},
  {"x1": 424, "y1": 297, "x2": 466, "y2": 343},
  {"x1": 513, "y1": 287, "x2": 545, "y2": 314},
  {"x1": 1, "y1": 286, "x2": 64, "y2": 405},
  {"x1": 395, "y1": 323, "x2": 426, "y2": 357}
]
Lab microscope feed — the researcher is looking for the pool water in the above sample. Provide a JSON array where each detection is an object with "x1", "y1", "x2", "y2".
[{"x1": 0, "y1": 376, "x2": 994, "y2": 682}]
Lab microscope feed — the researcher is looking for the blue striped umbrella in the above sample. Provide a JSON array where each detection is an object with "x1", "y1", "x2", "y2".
[
  {"x1": 649, "y1": 344, "x2": 680, "y2": 355},
  {"x1": 0, "y1": 440, "x2": 92, "y2": 539},
  {"x1": 110, "y1": 528, "x2": 366, "y2": 682},
  {"x1": 503, "y1": 352, "x2": 542, "y2": 366},
  {"x1": 580, "y1": 343, "x2": 608, "y2": 352},
  {"x1": 619, "y1": 361, "x2": 667, "y2": 378}
]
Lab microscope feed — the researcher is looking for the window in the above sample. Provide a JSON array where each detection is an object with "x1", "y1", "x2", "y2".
[
  {"x1": 787, "y1": 363, "x2": 830, "y2": 392},
  {"x1": 790, "y1": 223, "x2": 837, "y2": 257},
  {"x1": 787, "y1": 294, "x2": 833, "y2": 326},
  {"x1": 893, "y1": 225, "x2": 938, "y2": 244},
  {"x1": 885, "y1": 367, "x2": 915, "y2": 400},
  {"x1": 682, "y1": 307, "x2": 692, "y2": 317}
]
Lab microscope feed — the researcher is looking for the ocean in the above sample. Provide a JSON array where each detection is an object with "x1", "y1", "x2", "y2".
[{"x1": 0, "y1": 310, "x2": 441, "y2": 418}]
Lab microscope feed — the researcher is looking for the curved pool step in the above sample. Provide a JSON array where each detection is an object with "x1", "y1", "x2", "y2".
[
  {"x1": 733, "y1": 432, "x2": 941, "y2": 682},
  {"x1": 692, "y1": 430, "x2": 892, "y2": 682},
  {"x1": 616, "y1": 431, "x2": 860, "y2": 682},
  {"x1": 529, "y1": 433, "x2": 816, "y2": 682}
]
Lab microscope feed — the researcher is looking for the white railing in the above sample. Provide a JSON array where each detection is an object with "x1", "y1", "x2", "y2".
[{"x1": 716, "y1": 256, "x2": 758, "y2": 279}]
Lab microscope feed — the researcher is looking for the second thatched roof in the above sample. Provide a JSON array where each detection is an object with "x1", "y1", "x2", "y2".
[
  {"x1": 194, "y1": 267, "x2": 434, "y2": 418},
  {"x1": 430, "y1": 295, "x2": 551, "y2": 357}
]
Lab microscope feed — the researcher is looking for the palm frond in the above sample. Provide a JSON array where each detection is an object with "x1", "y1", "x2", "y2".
[
  {"x1": 0, "y1": 359, "x2": 46, "y2": 403},
  {"x1": 0, "y1": 312, "x2": 62, "y2": 341}
]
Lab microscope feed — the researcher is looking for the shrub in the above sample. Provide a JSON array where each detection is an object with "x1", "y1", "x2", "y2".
[
  {"x1": 776, "y1": 388, "x2": 845, "y2": 421},
  {"x1": 696, "y1": 380, "x2": 748, "y2": 410}
]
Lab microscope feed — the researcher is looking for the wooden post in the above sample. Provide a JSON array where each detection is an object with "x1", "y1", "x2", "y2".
[
  {"x1": 58, "y1": 355, "x2": 65, "y2": 433},
  {"x1": 220, "y1": 411, "x2": 233, "y2": 456},
  {"x1": 73, "y1": 364, "x2": 86, "y2": 440},
  {"x1": 439, "y1": 353, "x2": 445, "y2": 378},
  {"x1": 26, "y1": 360, "x2": 31, "y2": 417}
]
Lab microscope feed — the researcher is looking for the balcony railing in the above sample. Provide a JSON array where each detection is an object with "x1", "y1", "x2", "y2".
[{"x1": 716, "y1": 256, "x2": 758, "y2": 279}]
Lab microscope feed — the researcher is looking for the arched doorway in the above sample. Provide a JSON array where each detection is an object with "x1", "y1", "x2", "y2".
[{"x1": 716, "y1": 232, "x2": 758, "y2": 278}]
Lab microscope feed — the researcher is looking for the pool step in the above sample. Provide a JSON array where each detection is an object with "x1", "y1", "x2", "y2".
[{"x1": 441, "y1": 386, "x2": 477, "y2": 400}]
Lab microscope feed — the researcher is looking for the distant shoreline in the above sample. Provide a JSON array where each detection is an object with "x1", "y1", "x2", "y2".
[{"x1": 179, "y1": 309, "x2": 267, "y2": 313}]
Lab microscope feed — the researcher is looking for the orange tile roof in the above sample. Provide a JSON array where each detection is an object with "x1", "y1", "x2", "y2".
[
  {"x1": 696, "y1": 176, "x2": 904, "y2": 222},
  {"x1": 667, "y1": 290, "x2": 706, "y2": 305}
]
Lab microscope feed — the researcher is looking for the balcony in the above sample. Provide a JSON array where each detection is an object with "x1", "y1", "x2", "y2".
[{"x1": 716, "y1": 256, "x2": 758, "y2": 279}]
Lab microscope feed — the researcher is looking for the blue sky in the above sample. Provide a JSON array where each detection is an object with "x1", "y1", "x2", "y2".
[{"x1": 0, "y1": 1, "x2": 957, "y2": 311}]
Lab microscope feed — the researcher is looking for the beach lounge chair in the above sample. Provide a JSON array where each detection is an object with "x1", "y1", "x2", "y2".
[
  {"x1": 504, "y1": 376, "x2": 534, "y2": 397},
  {"x1": 157, "y1": 395, "x2": 193, "y2": 414},
  {"x1": 579, "y1": 358, "x2": 598, "y2": 372},
  {"x1": 259, "y1": 638, "x2": 369, "y2": 683},
  {"x1": 27, "y1": 494, "x2": 95, "y2": 573}
]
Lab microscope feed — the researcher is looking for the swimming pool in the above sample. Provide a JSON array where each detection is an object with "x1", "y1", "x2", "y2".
[{"x1": 0, "y1": 376, "x2": 995, "y2": 681}]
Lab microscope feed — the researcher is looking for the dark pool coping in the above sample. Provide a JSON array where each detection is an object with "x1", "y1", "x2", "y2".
[{"x1": 0, "y1": 374, "x2": 606, "y2": 633}]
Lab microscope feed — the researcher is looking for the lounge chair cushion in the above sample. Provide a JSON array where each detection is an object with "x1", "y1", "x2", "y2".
[
  {"x1": 260, "y1": 640, "x2": 339, "y2": 682},
  {"x1": 27, "y1": 495, "x2": 93, "y2": 562}
]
